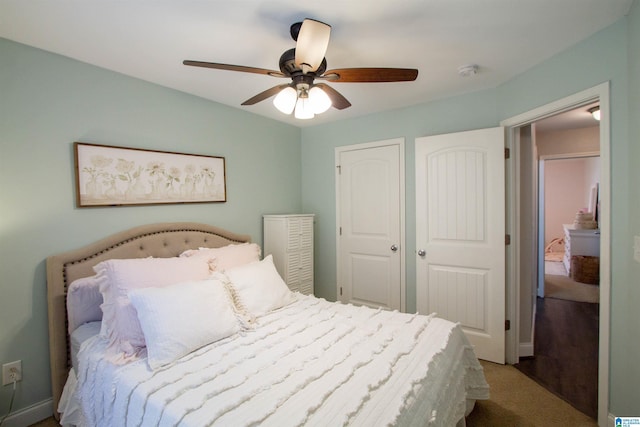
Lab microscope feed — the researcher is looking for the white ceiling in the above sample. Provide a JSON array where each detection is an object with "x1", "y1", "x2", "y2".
[{"x1": 0, "y1": 0, "x2": 632, "y2": 128}]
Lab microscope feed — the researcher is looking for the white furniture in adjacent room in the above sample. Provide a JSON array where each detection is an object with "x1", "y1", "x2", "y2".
[
  {"x1": 563, "y1": 224, "x2": 600, "y2": 274},
  {"x1": 263, "y1": 214, "x2": 314, "y2": 295}
]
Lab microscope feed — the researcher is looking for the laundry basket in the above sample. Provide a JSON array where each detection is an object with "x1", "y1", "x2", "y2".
[{"x1": 570, "y1": 255, "x2": 599, "y2": 285}]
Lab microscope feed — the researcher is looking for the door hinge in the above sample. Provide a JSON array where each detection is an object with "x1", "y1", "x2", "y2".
[
  {"x1": 505, "y1": 148, "x2": 510, "y2": 159},
  {"x1": 505, "y1": 319, "x2": 511, "y2": 331},
  {"x1": 505, "y1": 234, "x2": 511, "y2": 245},
  {"x1": 336, "y1": 165, "x2": 341, "y2": 174},
  {"x1": 340, "y1": 287, "x2": 343, "y2": 296},
  {"x1": 339, "y1": 226, "x2": 342, "y2": 236}
]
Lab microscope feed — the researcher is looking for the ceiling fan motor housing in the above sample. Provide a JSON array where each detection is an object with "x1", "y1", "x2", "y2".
[
  {"x1": 279, "y1": 48, "x2": 327, "y2": 77},
  {"x1": 279, "y1": 48, "x2": 298, "y2": 75}
]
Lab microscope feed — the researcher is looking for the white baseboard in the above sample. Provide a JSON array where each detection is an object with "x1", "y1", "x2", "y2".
[
  {"x1": 1, "y1": 398, "x2": 53, "y2": 427},
  {"x1": 519, "y1": 342, "x2": 534, "y2": 358},
  {"x1": 608, "y1": 413, "x2": 620, "y2": 427}
]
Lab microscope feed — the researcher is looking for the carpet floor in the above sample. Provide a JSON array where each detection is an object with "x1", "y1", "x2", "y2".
[
  {"x1": 545, "y1": 274, "x2": 600, "y2": 303},
  {"x1": 544, "y1": 260, "x2": 599, "y2": 304},
  {"x1": 468, "y1": 361, "x2": 598, "y2": 426},
  {"x1": 30, "y1": 361, "x2": 597, "y2": 427}
]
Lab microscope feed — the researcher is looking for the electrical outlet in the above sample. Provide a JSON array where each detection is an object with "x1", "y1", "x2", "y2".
[{"x1": 2, "y1": 360, "x2": 22, "y2": 386}]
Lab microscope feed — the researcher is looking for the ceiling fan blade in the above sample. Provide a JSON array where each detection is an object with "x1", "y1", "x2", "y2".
[
  {"x1": 315, "y1": 83, "x2": 351, "y2": 110},
  {"x1": 321, "y1": 68, "x2": 418, "y2": 83},
  {"x1": 183, "y1": 60, "x2": 285, "y2": 78},
  {"x1": 294, "y1": 19, "x2": 331, "y2": 74},
  {"x1": 241, "y1": 84, "x2": 291, "y2": 106}
]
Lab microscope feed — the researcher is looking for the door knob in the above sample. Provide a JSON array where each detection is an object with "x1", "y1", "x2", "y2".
[
  {"x1": 418, "y1": 249, "x2": 426, "y2": 257},
  {"x1": 390, "y1": 244, "x2": 398, "y2": 252}
]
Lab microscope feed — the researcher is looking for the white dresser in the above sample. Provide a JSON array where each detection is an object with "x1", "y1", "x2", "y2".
[
  {"x1": 263, "y1": 214, "x2": 314, "y2": 295},
  {"x1": 563, "y1": 224, "x2": 600, "y2": 274}
]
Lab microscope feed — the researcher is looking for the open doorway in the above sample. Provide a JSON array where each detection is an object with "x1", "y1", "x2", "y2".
[
  {"x1": 501, "y1": 82, "x2": 610, "y2": 426},
  {"x1": 516, "y1": 106, "x2": 601, "y2": 419}
]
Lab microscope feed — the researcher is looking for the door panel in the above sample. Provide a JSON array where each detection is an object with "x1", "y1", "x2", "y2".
[
  {"x1": 416, "y1": 127, "x2": 505, "y2": 363},
  {"x1": 427, "y1": 265, "x2": 487, "y2": 330},
  {"x1": 428, "y1": 148, "x2": 486, "y2": 240},
  {"x1": 337, "y1": 141, "x2": 403, "y2": 310},
  {"x1": 350, "y1": 253, "x2": 392, "y2": 306}
]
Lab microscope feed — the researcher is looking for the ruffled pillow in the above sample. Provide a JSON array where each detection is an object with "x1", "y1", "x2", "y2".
[{"x1": 224, "y1": 255, "x2": 296, "y2": 316}]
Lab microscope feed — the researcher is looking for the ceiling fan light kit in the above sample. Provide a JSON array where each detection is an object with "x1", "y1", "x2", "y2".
[
  {"x1": 183, "y1": 18, "x2": 418, "y2": 120},
  {"x1": 272, "y1": 84, "x2": 329, "y2": 119},
  {"x1": 274, "y1": 84, "x2": 330, "y2": 119}
]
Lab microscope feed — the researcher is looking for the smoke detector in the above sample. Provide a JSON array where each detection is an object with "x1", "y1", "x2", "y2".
[{"x1": 458, "y1": 64, "x2": 479, "y2": 77}]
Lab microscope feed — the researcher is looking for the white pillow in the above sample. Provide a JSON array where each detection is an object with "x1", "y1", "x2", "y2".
[
  {"x1": 129, "y1": 278, "x2": 241, "y2": 369},
  {"x1": 224, "y1": 254, "x2": 295, "y2": 316},
  {"x1": 67, "y1": 276, "x2": 103, "y2": 335},
  {"x1": 180, "y1": 243, "x2": 261, "y2": 272},
  {"x1": 93, "y1": 257, "x2": 212, "y2": 359}
]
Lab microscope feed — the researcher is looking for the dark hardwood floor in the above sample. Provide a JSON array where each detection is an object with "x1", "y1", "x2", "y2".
[{"x1": 515, "y1": 296, "x2": 599, "y2": 419}]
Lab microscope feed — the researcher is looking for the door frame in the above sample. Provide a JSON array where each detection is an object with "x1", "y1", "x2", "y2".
[
  {"x1": 515, "y1": 124, "x2": 539, "y2": 358},
  {"x1": 334, "y1": 138, "x2": 406, "y2": 312},
  {"x1": 501, "y1": 82, "x2": 610, "y2": 426}
]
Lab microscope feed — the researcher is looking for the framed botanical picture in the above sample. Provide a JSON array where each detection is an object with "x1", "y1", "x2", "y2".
[{"x1": 74, "y1": 142, "x2": 226, "y2": 207}]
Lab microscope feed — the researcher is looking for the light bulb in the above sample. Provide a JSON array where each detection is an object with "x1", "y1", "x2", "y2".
[
  {"x1": 308, "y1": 86, "x2": 332, "y2": 114},
  {"x1": 294, "y1": 97, "x2": 314, "y2": 119},
  {"x1": 273, "y1": 87, "x2": 297, "y2": 114}
]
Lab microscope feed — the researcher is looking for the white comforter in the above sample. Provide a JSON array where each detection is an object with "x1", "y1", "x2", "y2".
[{"x1": 69, "y1": 295, "x2": 488, "y2": 427}]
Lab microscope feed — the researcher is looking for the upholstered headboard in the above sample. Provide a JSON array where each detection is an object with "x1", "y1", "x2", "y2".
[{"x1": 45, "y1": 222, "x2": 251, "y2": 419}]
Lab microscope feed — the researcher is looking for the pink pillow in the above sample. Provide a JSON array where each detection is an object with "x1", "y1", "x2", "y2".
[
  {"x1": 94, "y1": 257, "x2": 211, "y2": 360},
  {"x1": 180, "y1": 243, "x2": 261, "y2": 272}
]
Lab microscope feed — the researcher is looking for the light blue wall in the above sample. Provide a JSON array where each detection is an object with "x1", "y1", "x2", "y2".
[
  {"x1": 621, "y1": 0, "x2": 640, "y2": 415},
  {"x1": 301, "y1": 11, "x2": 639, "y2": 417},
  {"x1": 0, "y1": 38, "x2": 301, "y2": 412}
]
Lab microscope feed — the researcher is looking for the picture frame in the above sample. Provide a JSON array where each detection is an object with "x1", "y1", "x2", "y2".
[{"x1": 74, "y1": 142, "x2": 226, "y2": 207}]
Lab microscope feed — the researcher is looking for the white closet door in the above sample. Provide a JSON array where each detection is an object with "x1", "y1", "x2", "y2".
[{"x1": 337, "y1": 140, "x2": 403, "y2": 311}]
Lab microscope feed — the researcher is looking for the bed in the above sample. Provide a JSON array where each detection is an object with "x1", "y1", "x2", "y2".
[{"x1": 46, "y1": 222, "x2": 489, "y2": 426}]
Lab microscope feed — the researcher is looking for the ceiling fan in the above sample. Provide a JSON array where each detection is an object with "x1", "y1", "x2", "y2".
[{"x1": 183, "y1": 19, "x2": 419, "y2": 119}]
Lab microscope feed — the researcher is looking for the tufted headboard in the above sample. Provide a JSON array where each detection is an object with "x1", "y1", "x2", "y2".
[{"x1": 45, "y1": 222, "x2": 251, "y2": 419}]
